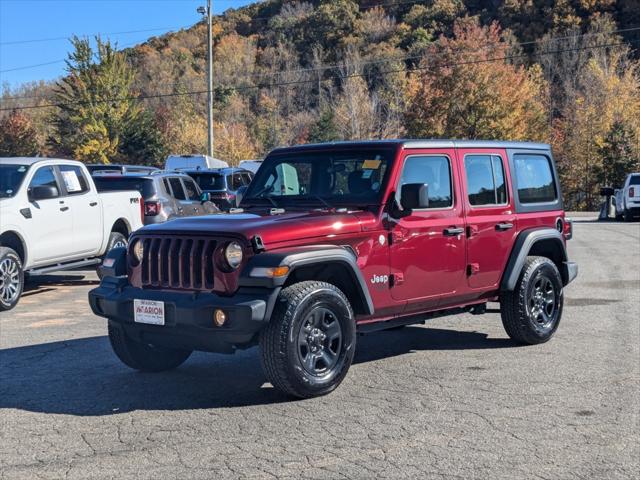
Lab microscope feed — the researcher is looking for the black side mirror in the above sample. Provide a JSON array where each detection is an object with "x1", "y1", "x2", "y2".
[
  {"x1": 400, "y1": 183, "x2": 429, "y2": 211},
  {"x1": 200, "y1": 192, "x2": 211, "y2": 203},
  {"x1": 29, "y1": 185, "x2": 58, "y2": 201},
  {"x1": 600, "y1": 187, "x2": 615, "y2": 197}
]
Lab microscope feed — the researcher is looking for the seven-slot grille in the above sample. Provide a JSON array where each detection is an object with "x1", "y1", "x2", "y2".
[{"x1": 140, "y1": 236, "x2": 217, "y2": 290}]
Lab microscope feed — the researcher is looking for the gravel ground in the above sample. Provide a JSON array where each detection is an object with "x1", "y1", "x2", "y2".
[{"x1": 1, "y1": 221, "x2": 638, "y2": 479}]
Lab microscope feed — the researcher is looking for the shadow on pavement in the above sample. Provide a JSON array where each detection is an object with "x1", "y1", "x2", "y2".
[
  {"x1": 22, "y1": 273, "x2": 100, "y2": 296},
  {"x1": 0, "y1": 326, "x2": 514, "y2": 416}
]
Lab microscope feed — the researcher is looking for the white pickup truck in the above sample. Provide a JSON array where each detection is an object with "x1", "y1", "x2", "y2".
[
  {"x1": 0, "y1": 157, "x2": 144, "y2": 311},
  {"x1": 614, "y1": 172, "x2": 640, "y2": 222}
]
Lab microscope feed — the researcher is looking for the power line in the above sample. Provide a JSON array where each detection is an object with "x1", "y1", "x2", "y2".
[
  {"x1": 1, "y1": 39, "x2": 637, "y2": 112},
  {"x1": 3, "y1": 25, "x2": 639, "y2": 102}
]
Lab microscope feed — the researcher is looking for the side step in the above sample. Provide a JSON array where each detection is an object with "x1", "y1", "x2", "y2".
[{"x1": 27, "y1": 258, "x2": 101, "y2": 275}]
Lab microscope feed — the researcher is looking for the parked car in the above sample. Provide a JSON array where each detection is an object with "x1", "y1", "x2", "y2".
[
  {"x1": 184, "y1": 168, "x2": 254, "y2": 209},
  {"x1": 614, "y1": 173, "x2": 640, "y2": 221},
  {"x1": 93, "y1": 172, "x2": 220, "y2": 225},
  {"x1": 165, "y1": 154, "x2": 228, "y2": 171},
  {"x1": 0, "y1": 157, "x2": 144, "y2": 311},
  {"x1": 87, "y1": 164, "x2": 159, "y2": 176},
  {"x1": 90, "y1": 140, "x2": 577, "y2": 399}
]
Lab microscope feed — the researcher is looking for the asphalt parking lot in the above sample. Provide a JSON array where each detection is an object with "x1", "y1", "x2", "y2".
[{"x1": 1, "y1": 220, "x2": 638, "y2": 479}]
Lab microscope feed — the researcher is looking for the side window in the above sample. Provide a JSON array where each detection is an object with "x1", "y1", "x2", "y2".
[
  {"x1": 400, "y1": 155, "x2": 452, "y2": 208},
  {"x1": 230, "y1": 173, "x2": 244, "y2": 190},
  {"x1": 59, "y1": 165, "x2": 89, "y2": 194},
  {"x1": 182, "y1": 178, "x2": 200, "y2": 200},
  {"x1": 514, "y1": 154, "x2": 557, "y2": 204},
  {"x1": 169, "y1": 178, "x2": 186, "y2": 200},
  {"x1": 163, "y1": 178, "x2": 173, "y2": 196},
  {"x1": 464, "y1": 155, "x2": 508, "y2": 206},
  {"x1": 28, "y1": 166, "x2": 60, "y2": 197},
  {"x1": 241, "y1": 173, "x2": 253, "y2": 185}
]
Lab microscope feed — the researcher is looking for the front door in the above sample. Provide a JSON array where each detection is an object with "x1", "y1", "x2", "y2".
[
  {"x1": 24, "y1": 166, "x2": 74, "y2": 264},
  {"x1": 389, "y1": 150, "x2": 467, "y2": 312},
  {"x1": 461, "y1": 150, "x2": 517, "y2": 290}
]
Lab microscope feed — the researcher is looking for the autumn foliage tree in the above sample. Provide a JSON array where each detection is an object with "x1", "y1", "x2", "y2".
[
  {"x1": 0, "y1": 110, "x2": 40, "y2": 157},
  {"x1": 405, "y1": 18, "x2": 548, "y2": 141}
]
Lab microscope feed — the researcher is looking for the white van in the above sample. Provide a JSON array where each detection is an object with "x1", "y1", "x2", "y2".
[
  {"x1": 238, "y1": 159, "x2": 263, "y2": 174},
  {"x1": 165, "y1": 154, "x2": 228, "y2": 171}
]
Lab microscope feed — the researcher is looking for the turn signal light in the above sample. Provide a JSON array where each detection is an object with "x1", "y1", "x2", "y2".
[{"x1": 250, "y1": 266, "x2": 290, "y2": 278}]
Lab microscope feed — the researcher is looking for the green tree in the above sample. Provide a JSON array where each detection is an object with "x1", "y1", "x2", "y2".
[
  {"x1": 308, "y1": 109, "x2": 339, "y2": 143},
  {"x1": 0, "y1": 109, "x2": 40, "y2": 156},
  {"x1": 596, "y1": 121, "x2": 640, "y2": 188},
  {"x1": 51, "y1": 36, "x2": 162, "y2": 164}
]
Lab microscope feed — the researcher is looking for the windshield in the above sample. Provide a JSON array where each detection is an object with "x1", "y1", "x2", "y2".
[
  {"x1": 241, "y1": 149, "x2": 393, "y2": 208},
  {"x1": 93, "y1": 177, "x2": 155, "y2": 198},
  {"x1": 0, "y1": 164, "x2": 30, "y2": 198},
  {"x1": 188, "y1": 173, "x2": 226, "y2": 191}
]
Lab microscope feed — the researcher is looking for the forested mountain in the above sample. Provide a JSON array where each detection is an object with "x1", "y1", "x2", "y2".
[{"x1": 1, "y1": 0, "x2": 639, "y2": 208}]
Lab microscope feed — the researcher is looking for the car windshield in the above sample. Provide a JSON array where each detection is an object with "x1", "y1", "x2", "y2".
[
  {"x1": 189, "y1": 173, "x2": 226, "y2": 191},
  {"x1": 93, "y1": 177, "x2": 155, "y2": 198},
  {"x1": 0, "y1": 164, "x2": 30, "y2": 198},
  {"x1": 241, "y1": 149, "x2": 393, "y2": 208}
]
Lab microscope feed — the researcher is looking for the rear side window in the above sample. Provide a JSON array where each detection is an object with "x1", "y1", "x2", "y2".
[
  {"x1": 169, "y1": 178, "x2": 186, "y2": 200},
  {"x1": 183, "y1": 178, "x2": 200, "y2": 200},
  {"x1": 514, "y1": 154, "x2": 557, "y2": 204},
  {"x1": 59, "y1": 165, "x2": 90, "y2": 194},
  {"x1": 464, "y1": 155, "x2": 507, "y2": 206},
  {"x1": 400, "y1": 155, "x2": 453, "y2": 208},
  {"x1": 29, "y1": 166, "x2": 60, "y2": 197}
]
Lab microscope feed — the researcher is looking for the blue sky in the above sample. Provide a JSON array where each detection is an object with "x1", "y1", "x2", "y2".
[{"x1": 0, "y1": 0, "x2": 256, "y2": 89}]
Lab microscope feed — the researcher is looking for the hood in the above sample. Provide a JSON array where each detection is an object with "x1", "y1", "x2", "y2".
[{"x1": 139, "y1": 209, "x2": 369, "y2": 246}]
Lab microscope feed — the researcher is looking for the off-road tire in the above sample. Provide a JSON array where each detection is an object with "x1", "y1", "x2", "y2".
[
  {"x1": 108, "y1": 320, "x2": 192, "y2": 372},
  {"x1": 259, "y1": 281, "x2": 356, "y2": 398},
  {"x1": 97, "y1": 232, "x2": 128, "y2": 279},
  {"x1": 0, "y1": 247, "x2": 23, "y2": 312},
  {"x1": 500, "y1": 256, "x2": 563, "y2": 345}
]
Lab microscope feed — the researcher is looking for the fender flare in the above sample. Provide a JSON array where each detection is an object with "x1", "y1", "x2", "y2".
[
  {"x1": 500, "y1": 228, "x2": 569, "y2": 291},
  {"x1": 240, "y1": 245, "x2": 374, "y2": 315}
]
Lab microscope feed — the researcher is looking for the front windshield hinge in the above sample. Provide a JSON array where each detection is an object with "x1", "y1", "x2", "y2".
[{"x1": 251, "y1": 235, "x2": 266, "y2": 252}]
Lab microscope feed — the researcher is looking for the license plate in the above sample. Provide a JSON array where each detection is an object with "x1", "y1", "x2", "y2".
[{"x1": 134, "y1": 299, "x2": 165, "y2": 325}]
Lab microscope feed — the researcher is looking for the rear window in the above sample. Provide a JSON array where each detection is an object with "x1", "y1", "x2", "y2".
[
  {"x1": 629, "y1": 175, "x2": 640, "y2": 186},
  {"x1": 513, "y1": 154, "x2": 557, "y2": 204},
  {"x1": 189, "y1": 173, "x2": 226, "y2": 191},
  {"x1": 93, "y1": 177, "x2": 155, "y2": 198}
]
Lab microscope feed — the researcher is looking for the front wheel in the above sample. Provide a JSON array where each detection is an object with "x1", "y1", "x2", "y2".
[
  {"x1": 97, "y1": 232, "x2": 128, "y2": 279},
  {"x1": 0, "y1": 247, "x2": 24, "y2": 312},
  {"x1": 260, "y1": 281, "x2": 356, "y2": 398},
  {"x1": 500, "y1": 256, "x2": 563, "y2": 345},
  {"x1": 108, "y1": 321, "x2": 192, "y2": 372}
]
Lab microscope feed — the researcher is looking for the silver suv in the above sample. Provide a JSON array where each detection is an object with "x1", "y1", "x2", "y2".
[{"x1": 93, "y1": 172, "x2": 220, "y2": 225}]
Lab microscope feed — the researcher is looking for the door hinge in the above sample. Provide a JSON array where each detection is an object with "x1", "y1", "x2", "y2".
[
  {"x1": 467, "y1": 263, "x2": 480, "y2": 276},
  {"x1": 390, "y1": 272, "x2": 404, "y2": 286},
  {"x1": 467, "y1": 225, "x2": 479, "y2": 237}
]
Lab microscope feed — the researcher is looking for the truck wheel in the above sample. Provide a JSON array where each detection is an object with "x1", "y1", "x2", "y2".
[
  {"x1": 97, "y1": 232, "x2": 128, "y2": 279},
  {"x1": 259, "y1": 281, "x2": 356, "y2": 398},
  {"x1": 0, "y1": 247, "x2": 23, "y2": 312},
  {"x1": 107, "y1": 321, "x2": 192, "y2": 372},
  {"x1": 500, "y1": 256, "x2": 563, "y2": 345}
]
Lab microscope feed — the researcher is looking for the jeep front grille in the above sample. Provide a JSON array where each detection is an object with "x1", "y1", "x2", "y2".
[{"x1": 140, "y1": 236, "x2": 216, "y2": 290}]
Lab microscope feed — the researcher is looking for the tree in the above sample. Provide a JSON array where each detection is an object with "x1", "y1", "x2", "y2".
[
  {"x1": 51, "y1": 36, "x2": 162, "y2": 164},
  {"x1": 596, "y1": 121, "x2": 639, "y2": 188},
  {"x1": 0, "y1": 109, "x2": 40, "y2": 156},
  {"x1": 404, "y1": 18, "x2": 549, "y2": 141},
  {"x1": 213, "y1": 122, "x2": 258, "y2": 164}
]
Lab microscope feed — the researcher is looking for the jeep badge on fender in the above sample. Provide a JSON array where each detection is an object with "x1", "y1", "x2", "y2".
[{"x1": 89, "y1": 140, "x2": 577, "y2": 399}]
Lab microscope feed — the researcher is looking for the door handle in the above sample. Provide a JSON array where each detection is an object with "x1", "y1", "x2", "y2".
[
  {"x1": 60, "y1": 206, "x2": 69, "y2": 212},
  {"x1": 89, "y1": 202, "x2": 98, "y2": 207},
  {"x1": 443, "y1": 227, "x2": 464, "y2": 236},
  {"x1": 496, "y1": 222, "x2": 514, "y2": 231}
]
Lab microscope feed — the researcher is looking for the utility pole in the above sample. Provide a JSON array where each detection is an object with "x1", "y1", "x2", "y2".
[{"x1": 198, "y1": 0, "x2": 214, "y2": 157}]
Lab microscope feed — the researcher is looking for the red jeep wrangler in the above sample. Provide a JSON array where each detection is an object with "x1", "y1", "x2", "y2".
[{"x1": 89, "y1": 140, "x2": 577, "y2": 398}]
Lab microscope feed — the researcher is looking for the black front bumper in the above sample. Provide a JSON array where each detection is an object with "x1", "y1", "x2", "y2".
[{"x1": 88, "y1": 277, "x2": 280, "y2": 353}]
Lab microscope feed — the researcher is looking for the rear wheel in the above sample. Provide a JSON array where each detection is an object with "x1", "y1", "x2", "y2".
[
  {"x1": 500, "y1": 256, "x2": 563, "y2": 345},
  {"x1": 108, "y1": 321, "x2": 192, "y2": 372},
  {"x1": 0, "y1": 247, "x2": 23, "y2": 312},
  {"x1": 97, "y1": 232, "x2": 128, "y2": 279},
  {"x1": 260, "y1": 281, "x2": 356, "y2": 398}
]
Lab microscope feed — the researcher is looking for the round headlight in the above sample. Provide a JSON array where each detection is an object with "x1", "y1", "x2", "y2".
[
  {"x1": 224, "y1": 241, "x2": 243, "y2": 269},
  {"x1": 132, "y1": 239, "x2": 144, "y2": 263}
]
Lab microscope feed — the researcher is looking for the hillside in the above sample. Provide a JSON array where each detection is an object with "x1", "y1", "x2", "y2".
[{"x1": 1, "y1": 0, "x2": 639, "y2": 209}]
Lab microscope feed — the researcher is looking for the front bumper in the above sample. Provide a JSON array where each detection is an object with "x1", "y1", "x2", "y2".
[{"x1": 88, "y1": 276, "x2": 280, "y2": 353}]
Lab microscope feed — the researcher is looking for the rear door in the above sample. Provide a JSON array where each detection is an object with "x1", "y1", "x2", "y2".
[
  {"x1": 23, "y1": 165, "x2": 75, "y2": 264},
  {"x1": 461, "y1": 149, "x2": 517, "y2": 290},
  {"x1": 181, "y1": 177, "x2": 206, "y2": 216},
  {"x1": 389, "y1": 149, "x2": 467, "y2": 311},
  {"x1": 58, "y1": 164, "x2": 102, "y2": 256},
  {"x1": 167, "y1": 177, "x2": 189, "y2": 217}
]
